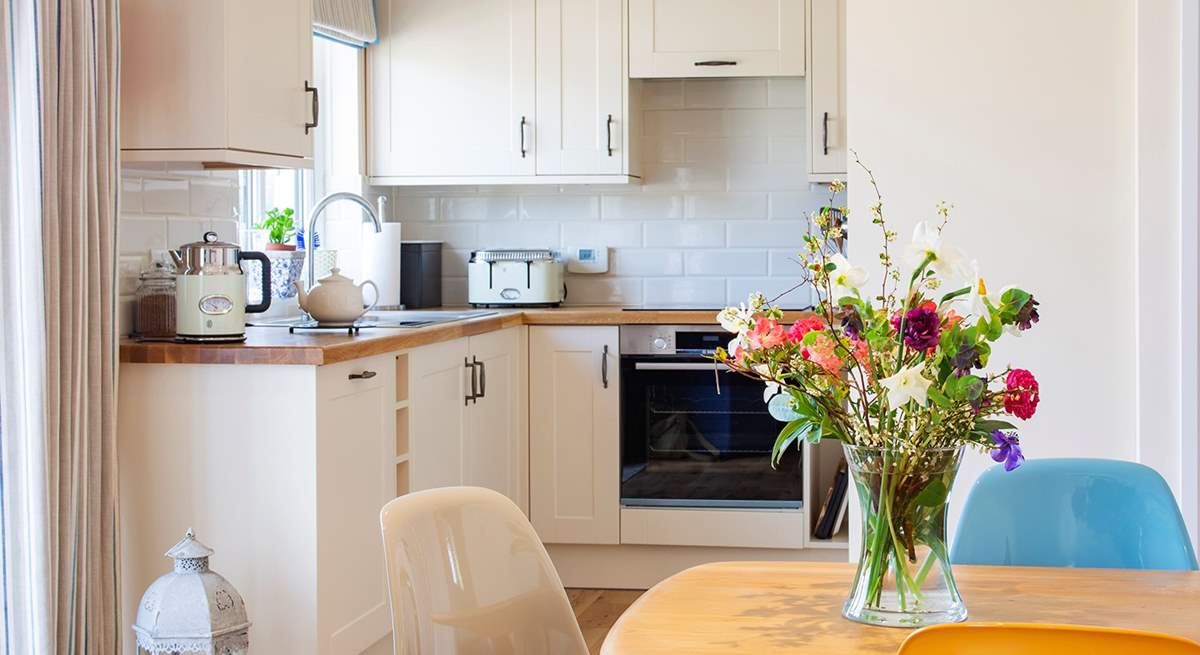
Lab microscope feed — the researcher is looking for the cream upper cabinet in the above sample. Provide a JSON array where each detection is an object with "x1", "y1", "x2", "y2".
[
  {"x1": 529, "y1": 326, "x2": 620, "y2": 545},
  {"x1": 629, "y1": 0, "x2": 805, "y2": 78},
  {"x1": 367, "y1": 0, "x2": 537, "y2": 180},
  {"x1": 535, "y1": 0, "x2": 627, "y2": 176},
  {"x1": 408, "y1": 328, "x2": 528, "y2": 512},
  {"x1": 807, "y1": 0, "x2": 847, "y2": 180},
  {"x1": 367, "y1": 0, "x2": 638, "y2": 184},
  {"x1": 120, "y1": 0, "x2": 314, "y2": 168}
]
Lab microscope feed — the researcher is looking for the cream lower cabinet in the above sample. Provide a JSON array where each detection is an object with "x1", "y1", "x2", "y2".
[
  {"x1": 408, "y1": 327, "x2": 528, "y2": 512},
  {"x1": 529, "y1": 326, "x2": 620, "y2": 544},
  {"x1": 118, "y1": 354, "x2": 396, "y2": 655}
]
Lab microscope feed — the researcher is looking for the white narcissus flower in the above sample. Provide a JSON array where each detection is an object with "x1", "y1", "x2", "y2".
[
  {"x1": 762, "y1": 381, "x2": 781, "y2": 403},
  {"x1": 717, "y1": 305, "x2": 751, "y2": 334},
  {"x1": 906, "y1": 221, "x2": 971, "y2": 286},
  {"x1": 829, "y1": 253, "x2": 869, "y2": 298},
  {"x1": 879, "y1": 364, "x2": 933, "y2": 408}
]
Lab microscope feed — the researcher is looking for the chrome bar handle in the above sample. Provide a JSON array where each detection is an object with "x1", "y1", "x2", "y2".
[
  {"x1": 305, "y1": 81, "x2": 319, "y2": 134},
  {"x1": 606, "y1": 114, "x2": 614, "y2": 157},
  {"x1": 822, "y1": 111, "x2": 830, "y2": 156},
  {"x1": 519, "y1": 116, "x2": 528, "y2": 158},
  {"x1": 601, "y1": 345, "x2": 609, "y2": 389}
]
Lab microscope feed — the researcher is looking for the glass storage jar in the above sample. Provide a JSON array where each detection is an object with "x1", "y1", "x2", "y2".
[{"x1": 133, "y1": 263, "x2": 177, "y2": 341}]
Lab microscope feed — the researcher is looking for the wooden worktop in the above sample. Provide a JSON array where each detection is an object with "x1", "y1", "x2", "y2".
[{"x1": 120, "y1": 306, "x2": 798, "y2": 366}]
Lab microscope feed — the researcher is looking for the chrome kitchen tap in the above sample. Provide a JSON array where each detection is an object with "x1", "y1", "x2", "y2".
[{"x1": 304, "y1": 192, "x2": 387, "y2": 289}]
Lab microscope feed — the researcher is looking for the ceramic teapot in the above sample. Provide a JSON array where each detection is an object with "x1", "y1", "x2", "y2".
[{"x1": 294, "y1": 268, "x2": 379, "y2": 324}]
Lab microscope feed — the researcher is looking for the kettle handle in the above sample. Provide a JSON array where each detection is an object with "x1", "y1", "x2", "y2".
[
  {"x1": 239, "y1": 251, "x2": 272, "y2": 314},
  {"x1": 359, "y1": 280, "x2": 380, "y2": 317}
]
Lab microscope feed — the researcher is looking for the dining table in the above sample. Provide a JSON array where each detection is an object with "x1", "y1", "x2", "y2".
[{"x1": 599, "y1": 561, "x2": 1200, "y2": 654}]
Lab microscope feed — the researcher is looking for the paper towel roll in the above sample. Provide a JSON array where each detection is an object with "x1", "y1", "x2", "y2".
[{"x1": 361, "y1": 223, "x2": 403, "y2": 309}]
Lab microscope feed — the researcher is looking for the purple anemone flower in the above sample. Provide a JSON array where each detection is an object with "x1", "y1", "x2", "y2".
[
  {"x1": 894, "y1": 304, "x2": 940, "y2": 351},
  {"x1": 990, "y1": 430, "x2": 1024, "y2": 472}
]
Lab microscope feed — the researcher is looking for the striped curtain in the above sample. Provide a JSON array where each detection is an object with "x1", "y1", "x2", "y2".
[
  {"x1": 313, "y1": 0, "x2": 378, "y2": 47},
  {"x1": 1, "y1": 0, "x2": 121, "y2": 653}
]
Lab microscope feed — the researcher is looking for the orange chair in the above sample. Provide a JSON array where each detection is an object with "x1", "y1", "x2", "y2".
[{"x1": 897, "y1": 623, "x2": 1200, "y2": 655}]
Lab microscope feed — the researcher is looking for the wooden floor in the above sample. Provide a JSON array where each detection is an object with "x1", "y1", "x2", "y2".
[{"x1": 568, "y1": 588, "x2": 645, "y2": 654}]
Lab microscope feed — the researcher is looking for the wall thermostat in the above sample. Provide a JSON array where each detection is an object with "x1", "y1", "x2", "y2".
[{"x1": 565, "y1": 245, "x2": 609, "y2": 274}]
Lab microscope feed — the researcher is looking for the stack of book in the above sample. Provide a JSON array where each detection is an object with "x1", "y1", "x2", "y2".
[{"x1": 813, "y1": 458, "x2": 849, "y2": 540}]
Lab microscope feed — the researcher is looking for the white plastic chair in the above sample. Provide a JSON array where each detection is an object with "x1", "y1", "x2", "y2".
[{"x1": 379, "y1": 486, "x2": 589, "y2": 655}]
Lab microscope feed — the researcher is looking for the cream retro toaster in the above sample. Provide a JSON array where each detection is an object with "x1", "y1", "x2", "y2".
[{"x1": 468, "y1": 249, "x2": 565, "y2": 307}]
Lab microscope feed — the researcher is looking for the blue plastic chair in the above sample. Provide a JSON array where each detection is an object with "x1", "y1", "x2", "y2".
[{"x1": 952, "y1": 458, "x2": 1198, "y2": 571}]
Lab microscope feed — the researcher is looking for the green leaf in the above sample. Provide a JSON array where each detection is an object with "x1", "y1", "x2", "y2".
[
  {"x1": 771, "y1": 419, "x2": 811, "y2": 466},
  {"x1": 974, "y1": 418, "x2": 1018, "y2": 433},
  {"x1": 939, "y1": 286, "x2": 971, "y2": 304},
  {"x1": 913, "y1": 479, "x2": 948, "y2": 507},
  {"x1": 927, "y1": 385, "x2": 952, "y2": 409}
]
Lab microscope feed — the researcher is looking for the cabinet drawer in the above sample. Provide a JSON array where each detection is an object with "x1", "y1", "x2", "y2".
[
  {"x1": 318, "y1": 355, "x2": 392, "y2": 401},
  {"x1": 620, "y1": 507, "x2": 805, "y2": 549}
]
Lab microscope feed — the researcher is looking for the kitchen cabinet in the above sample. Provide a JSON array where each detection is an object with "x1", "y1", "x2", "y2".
[
  {"x1": 529, "y1": 326, "x2": 620, "y2": 544},
  {"x1": 629, "y1": 0, "x2": 805, "y2": 78},
  {"x1": 118, "y1": 354, "x2": 396, "y2": 655},
  {"x1": 367, "y1": 0, "x2": 638, "y2": 184},
  {"x1": 119, "y1": 0, "x2": 315, "y2": 168},
  {"x1": 807, "y1": 0, "x2": 847, "y2": 181},
  {"x1": 408, "y1": 327, "x2": 528, "y2": 512}
]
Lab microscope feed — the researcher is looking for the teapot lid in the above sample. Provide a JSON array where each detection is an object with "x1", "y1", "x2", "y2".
[{"x1": 317, "y1": 267, "x2": 354, "y2": 285}]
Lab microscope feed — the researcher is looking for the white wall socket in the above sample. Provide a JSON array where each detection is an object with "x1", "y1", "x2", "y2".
[{"x1": 565, "y1": 245, "x2": 609, "y2": 274}]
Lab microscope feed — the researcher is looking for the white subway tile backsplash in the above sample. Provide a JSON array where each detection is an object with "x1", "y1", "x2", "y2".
[
  {"x1": 388, "y1": 196, "x2": 438, "y2": 222},
  {"x1": 724, "y1": 109, "x2": 806, "y2": 137},
  {"x1": 189, "y1": 178, "x2": 238, "y2": 218},
  {"x1": 403, "y1": 222, "x2": 479, "y2": 249},
  {"x1": 121, "y1": 178, "x2": 143, "y2": 214},
  {"x1": 768, "y1": 136, "x2": 806, "y2": 163},
  {"x1": 642, "y1": 80, "x2": 684, "y2": 110},
  {"x1": 727, "y1": 277, "x2": 813, "y2": 309},
  {"x1": 727, "y1": 221, "x2": 809, "y2": 247},
  {"x1": 643, "y1": 221, "x2": 726, "y2": 248},
  {"x1": 728, "y1": 163, "x2": 808, "y2": 191},
  {"x1": 166, "y1": 218, "x2": 209, "y2": 247},
  {"x1": 118, "y1": 255, "x2": 148, "y2": 296},
  {"x1": 520, "y1": 194, "x2": 599, "y2": 221},
  {"x1": 767, "y1": 78, "x2": 806, "y2": 108},
  {"x1": 643, "y1": 137, "x2": 684, "y2": 163},
  {"x1": 561, "y1": 221, "x2": 643, "y2": 248},
  {"x1": 478, "y1": 221, "x2": 558, "y2": 248},
  {"x1": 442, "y1": 277, "x2": 468, "y2": 305},
  {"x1": 119, "y1": 216, "x2": 166, "y2": 255},
  {"x1": 684, "y1": 250, "x2": 768, "y2": 276},
  {"x1": 612, "y1": 249, "x2": 684, "y2": 277},
  {"x1": 642, "y1": 109, "x2": 723, "y2": 136},
  {"x1": 601, "y1": 194, "x2": 683, "y2": 221},
  {"x1": 685, "y1": 192, "x2": 768, "y2": 220},
  {"x1": 684, "y1": 137, "x2": 767, "y2": 165},
  {"x1": 644, "y1": 278, "x2": 726, "y2": 306},
  {"x1": 769, "y1": 249, "x2": 808, "y2": 276},
  {"x1": 209, "y1": 219, "x2": 241, "y2": 244},
  {"x1": 567, "y1": 277, "x2": 643, "y2": 305},
  {"x1": 143, "y1": 178, "x2": 189, "y2": 215},
  {"x1": 443, "y1": 249, "x2": 472, "y2": 277},
  {"x1": 683, "y1": 79, "x2": 767, "y2": 109},
  {"x1": 640, "y1": 164, "x2": 726, "y2": 192},
  {"x1": 440, "y1": 196, "x2": 519, "y2": 221},
  {"x1": 770, "y1": 189, "x2": 827, "y2": 219}
]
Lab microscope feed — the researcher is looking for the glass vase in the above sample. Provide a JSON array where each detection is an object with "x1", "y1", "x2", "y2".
[{"x1": 842, "y1": 444, "x2": 967, "y2": 627}]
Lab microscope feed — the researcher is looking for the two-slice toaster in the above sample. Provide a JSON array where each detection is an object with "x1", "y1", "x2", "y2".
[{"x1": 467, "y1": 249, "x2": 566, "y2": 307}]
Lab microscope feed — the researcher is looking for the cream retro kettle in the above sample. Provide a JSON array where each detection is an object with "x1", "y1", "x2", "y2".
[
  {"x1": 170, "y1": 231, "x2": 271, "y2": 342},
  {"x1": 294, "y1": 268, "x2": 379, "y2": 325}
]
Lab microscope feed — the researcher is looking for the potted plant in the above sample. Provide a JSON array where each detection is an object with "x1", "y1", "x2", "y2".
[
  {"x1": 715, "y1": 154, "x2": 1041, "y2": 628},
  {"x1": 255, "y1": 207, "x2": 297, "y2": 251}
]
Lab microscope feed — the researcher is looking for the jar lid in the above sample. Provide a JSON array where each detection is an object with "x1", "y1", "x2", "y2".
[{"x1": 139, "y1": 262, "x2": 175, "y2": 280}]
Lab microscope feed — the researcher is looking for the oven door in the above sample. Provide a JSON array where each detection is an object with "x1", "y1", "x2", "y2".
[{"x1": 620, "y1": 355, "x2": 802, "y2": 509}]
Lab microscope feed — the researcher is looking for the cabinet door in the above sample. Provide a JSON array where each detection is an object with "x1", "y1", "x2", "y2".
[
  {"x1": 226, "y1": 0, "x2": 314, "y2": 160},
  {"x1": 535, "y1": 0, "x2": 625, "y2": 175},
  {"x1": 465, "y1": 327, "x2": 529, "y2": 514},
  {"x1": 629, "y1": 0, "x2": 804, "y2": 78},
  {"x1": 807, "y1": 0, "x2": 846, "y2": 179},
  {"x1": 316, "y1": 355, "x2": 394, "y2": 655},
  {"x1": 529, "y1": 326, "x2": 620, "y2": 544},
  {"x1": 368, "y1": 0, "x2": 536, "y2": 178},
  {"x1": 409, "y1": 338, "x2": 471, "y2": 491}
]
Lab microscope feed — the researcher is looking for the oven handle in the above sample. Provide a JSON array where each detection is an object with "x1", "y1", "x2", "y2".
[{"x1": 633, "y1": 362, "x2": 729, "y2": 371}]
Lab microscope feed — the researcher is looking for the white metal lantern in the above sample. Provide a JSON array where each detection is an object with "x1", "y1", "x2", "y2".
[{"x1": 133, "y1": 529, "x2": 251, "y2": 655}]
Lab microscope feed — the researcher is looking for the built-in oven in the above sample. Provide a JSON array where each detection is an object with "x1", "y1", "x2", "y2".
[{"x1": 619, "y1": 325, "x2": 802, "y2": 509}]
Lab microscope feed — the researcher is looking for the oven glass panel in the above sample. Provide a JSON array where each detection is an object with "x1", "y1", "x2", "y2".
[{"x1": 620, "y1": 357, "x2": 802, "y2": 508}]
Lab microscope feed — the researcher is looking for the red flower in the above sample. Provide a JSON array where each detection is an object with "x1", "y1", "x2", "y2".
[
  {"x1": 787, "y1": 317, "x2": 825, "y2": 344},
  {"x1": 745, "y1": 318, "x2": 786, "y2": 350},
  {"x1": 1004, "y1": 368, "x2": 1040, "y2": 419}
]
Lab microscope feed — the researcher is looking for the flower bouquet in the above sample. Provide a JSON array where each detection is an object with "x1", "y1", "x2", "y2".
[{"x1": 714, "y1": 157, "x2": 1041, "y2": 627}]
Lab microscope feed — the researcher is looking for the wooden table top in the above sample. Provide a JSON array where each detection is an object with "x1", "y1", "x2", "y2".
[{"x1": 600, "y1": 561, "x2": 1200, "y2": 654}]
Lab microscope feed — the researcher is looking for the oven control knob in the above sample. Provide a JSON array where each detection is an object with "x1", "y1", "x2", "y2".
[{"x1": 652, "y1": 337, "x2": 668, "y2": 350}]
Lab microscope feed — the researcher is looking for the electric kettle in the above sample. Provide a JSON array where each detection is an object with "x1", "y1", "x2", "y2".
[{"x1": 170, "y1": 231, "x2": 271, "y2": 342}]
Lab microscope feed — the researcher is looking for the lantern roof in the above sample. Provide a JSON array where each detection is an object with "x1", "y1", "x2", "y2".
[{"x1": 165, "y1": 528, "x2": 214, "y2": 560}]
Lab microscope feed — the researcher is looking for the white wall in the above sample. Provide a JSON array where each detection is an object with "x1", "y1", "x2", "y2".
[
  {"x1": 846, "y1": 1, "x2": 1149, "y2": 541},
  {"x1": 370, "y1": 78, "x2": 829, "y2": 308}
]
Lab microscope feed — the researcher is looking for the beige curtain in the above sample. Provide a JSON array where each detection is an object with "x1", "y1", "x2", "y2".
[{"x1": 37, "y1": 0, "x2": 122, "y2": 652}]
